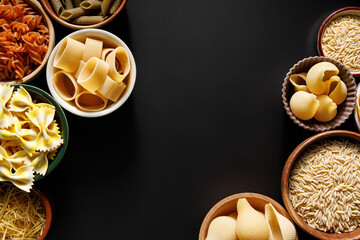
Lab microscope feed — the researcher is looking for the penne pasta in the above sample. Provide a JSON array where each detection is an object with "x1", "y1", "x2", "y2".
[
  {"x1": 50, "y1": 0, "x2": 64, "y2": 15},
  {"x1": 60, "y1": 7, "x2": 90, "y2": 21},
  {"x1": 109, "y1": 0, "x2": 122, "y2": 14},
  {"x1": 101, "y1": 0, "x2": 114, "y2": 17},
  {"x1": 80, "y1": 0, "x2": 102, "y2": 9},
  {"x1": 72, "y1": 0, "x2": 82, "y2": 8},
  {"x1": 64, "y1": 0, "x2": 74, "y2": 9},
  {"x1": 72, "y1": 15, "x2": 104, "y2": 24}
]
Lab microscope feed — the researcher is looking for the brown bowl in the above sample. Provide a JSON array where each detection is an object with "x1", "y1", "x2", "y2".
[
  {"x1": 40, "y1": 0, "x2": 127, "y2": 29},
  {"x1": 282, "y1": 56, "x2": 356, "y2": 132},
  {"x1": 317, "y1": 7, "x2": 360, "y2": 78},
  {"x1": 281, "y1": 130, "x2": 360, "y2": 239},
  {"x1": 199, "y1": 192, "x2": 298, "y2": 240},
  {"x1": 0, "y1": 0, "x2": 55, "y2": 85},
  {"x1": 0, "y1": 183, "x2": 52, "y2": 240}
]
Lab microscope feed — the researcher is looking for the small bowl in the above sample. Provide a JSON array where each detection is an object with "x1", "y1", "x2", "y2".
[
  {"x1": 318, "y1": 7, "x2": 360, "y2": 77},
  {"x1": 40, "y1": 0, "x2": 127, "y2": 29},
  {"x1": 1, "y1": 0, "x2": 55, "y2": 85},
  {"x1": 199, "y1": 192, "x2": 298, "y2": 240},
  {"x1": 0, "y1": 183, "x2": 52, "y2": 240},
  {"x1": 46, "y1": 28, "x2": 136, "y2": 117},
  {"x1": 282, "y1": 56, "x2": 356, "y2": 132},
  {"x1": 12, "y1": 84, "x2": 69, "y2": 181},
  {"x1": 281, "y1": 130, "x2": 360, "y2": 239}
]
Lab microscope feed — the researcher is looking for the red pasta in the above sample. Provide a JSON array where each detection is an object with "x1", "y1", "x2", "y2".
[{"x1": 0, "y1": 0, "x2": 49, "y2": 80}]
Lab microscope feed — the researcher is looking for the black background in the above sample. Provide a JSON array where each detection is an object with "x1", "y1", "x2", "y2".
[{"x1": 32, "y1": 0, "x2": 360, "y2": 239}]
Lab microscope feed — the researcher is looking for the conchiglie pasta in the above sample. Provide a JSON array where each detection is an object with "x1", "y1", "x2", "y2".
[
  {"x1": 306, "y1": 62, "x2": 339, "y2": 95},
  {"x1": 324, "y1": 76, "x2": 347, "y2": 105},
  {"x1": 289, "y1": 72, "x2": 308, "y2": 92},
  {"x1": 313, "y1": 95, "x2": 337, "y2": 122},
  {"x1": 290, "y1": 91, "x2": 319, "y2": 120}
]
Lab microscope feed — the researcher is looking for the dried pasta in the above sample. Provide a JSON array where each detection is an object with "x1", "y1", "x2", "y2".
[
  {"x1": 0, "y1": 86, "x2": 64, "y2": 192},
  {"x1": 0, "y1": 0, "x2": 50, "y2": 81},
  {"x1": 52, "y1": 37, "x2": 131, "y2": 112},
  {"x1": 80, "y1": 0, "x2": 102, "y2": 10},
  {"x1": 73, "y1": 15, "x2": 104, "y2": 25}
]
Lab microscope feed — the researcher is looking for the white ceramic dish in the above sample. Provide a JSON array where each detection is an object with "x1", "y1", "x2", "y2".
[{"x1": 46, "y1": 29, "x2": 136, "y2": 117}]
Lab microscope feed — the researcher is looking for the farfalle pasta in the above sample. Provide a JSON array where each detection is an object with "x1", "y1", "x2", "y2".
[
  {"x1": 0, "y1": 86, "x2": 64, "y2": 192},
  {"x1": 289, "y1": 61, "x2": 347, "y2": 122},
  {"x1": 52, "y1": 37, "x2": 130, "y2": 112}
]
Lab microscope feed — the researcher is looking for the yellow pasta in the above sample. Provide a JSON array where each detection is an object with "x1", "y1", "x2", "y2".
[
  {"x1": 290, "y1": 91, "x2": 319, "y2": 120},
  {"x1": 75, "y1": 90, "x2": 108, "y2": 111},
  {"x1": 82, "y1": 38, "x2": 103, "y2": 62},
  {"x1": 306, "y1": 62, "x2": 339, "y2": 95},
  {"x1": 78, "y1": 57, "x2": 109, "y2": 92},
  {"x1": 98, "y1": 76, "x2": 126, "y2": 102},
  {"x1": 324, "y1": 76, "x2": 347, "y2": 105},
  {"x1": 313, "y1": 95, "x2": 337, "y2": 122},
  {"x1": 289, "y1": 72, "x2": 308, "y2": 92},
  {"x1": 54, "y1": 37, "x2": 85, "y2": 73},
  {"x1": 53, "y1": 71, "x2": 81, "y2": 101},
  {"x1": 106, "y1": 47, "x2": 130, "y2": 83},
  {"x1": 0, "y1": 86, "x2": 15, "y2": 129}
]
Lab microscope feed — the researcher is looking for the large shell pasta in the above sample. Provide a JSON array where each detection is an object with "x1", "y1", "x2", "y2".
[
  {"x1": 306, "y1": 62, "x2": 339, "y2": 95},
  {"x1": 313, "y1": 95, "x2": 337, "y2": 122},
  {"x1": 290, "y1": 91, "x2": 319, "y2": 120},
  {"x1": 324, "y1": 76, "x2": 347, "y2": 105},
  {"x1": 289, "y1": 72, "x2": 308, "y2": 92},
  {"x1": 52, "y1": 37, "x2": 131, "y2": 112},
  {"x1": 0, "y1": 87, "x2": 64, "y2": 192}
]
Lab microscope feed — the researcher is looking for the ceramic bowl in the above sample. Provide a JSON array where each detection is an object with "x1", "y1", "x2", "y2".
[
  {"x1": 46, "y1": 28, "x2": 136, "y2": 117},
  {"x1": 199, "y1": 192, "x2": 298, "y2": 240},
  {"x1": 11, "y1": 84, "x2": 69, "y2": 181},
  {"x1": 282, "y1": 56, "x2": 356, "y2": 132},
  {"x1": 354, "y1": 84, "x2": 360, "y2": 132},
  {"x1": 0, "y1": 0, "x2": 55, "y2": 85},
  {"x1": 0, "y1": 183, "x2": 53, "y2": 240},
  {"x1": 281, "y1": 130, "x2": 360, "y2": 239},
  {"x1": 40, "y1": 0, "x2": 127, "y2": 29},
  {"x1": 317, "y1": 6, "x2": 360, "y2": 77}
]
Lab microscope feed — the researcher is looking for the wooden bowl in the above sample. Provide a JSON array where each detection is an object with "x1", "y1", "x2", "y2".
[
  {"x1": 282, "y1": 56, "x2": 356, "y2": 132},
  {"x1": 0, "y1": 183, "x2": 53, "y2": 240},
  {"x1": 199, "y1": 192, "x2": 298, "y2": 240},
  {"x1": 40, "y1": 0, "x2": 127, "y2": 29},
  {"x1": 317, "y1": 7, "x2": 360, "y2": 78},
  {"x1": 281, "y1": 130, "x2": 360, "y2": 239},
  {"x1": 1, "y1": 0, "x2": 55, "y2": 85}
]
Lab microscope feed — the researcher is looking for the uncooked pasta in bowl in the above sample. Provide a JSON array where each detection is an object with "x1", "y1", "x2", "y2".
[
  {"x1": 0, "y1": 0, "x2": 55, "y2": 84},
  {"x1": 282, "y1": 130, "x2": 360, "y2": 240},
  {"x1": 46, "y1": 28, "x2": 136, "y2": 117}
]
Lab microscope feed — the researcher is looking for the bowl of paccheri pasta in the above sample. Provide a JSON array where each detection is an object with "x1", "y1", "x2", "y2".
[
  {"x1": 40, "y1": 0, "x2": 127, "y2": 29},
  {"x1": 318, "y1": 6, "x2": 360, "y2": 77},
  {"x1": 46, "y1": 28, "x2": 136, "y2": 117}
]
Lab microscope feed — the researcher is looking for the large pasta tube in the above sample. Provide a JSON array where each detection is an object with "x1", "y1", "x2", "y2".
[
  {"x1": 75, "y1": 90, "x2": 108, "y2": 112},
  {"x1": 53, "y1": 71, "x2": 81, "y2": 101},
  {"x1": 106, "y1": 47, "x2": 130, "y2": 83},
  {"x1": 98, "y1": 76, "x2": 126, "y2": 102},
  {"x1": 77, "y1": 57, "x2": 109, "y2": 92},
  {"x1": 54, "y1": 37, "x2": 85, "y2": 73}
]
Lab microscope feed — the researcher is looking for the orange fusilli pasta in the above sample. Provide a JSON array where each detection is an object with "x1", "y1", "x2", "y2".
[{"x1": 0, "y1": 0, "x2": 49, "y2": 80}]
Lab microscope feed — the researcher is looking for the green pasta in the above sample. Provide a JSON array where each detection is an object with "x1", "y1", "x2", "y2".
[
  {"x1": 72, "y1": 15, "x2": 104, "y2": 24},
  {"x1": 65, "y1": 0, "x2": 74, "y2": 9},
  {"x1": 60, "y1": 7, "x2": 90, "y2": 21},
  {"x1": 50, "y1": 0, "x2": 64, "y2": 15},
  {"x1": 101, "y1": 0, "x2": 114, "y2": 17},
  {"x1": 80, "y1": 0, "x2": 102, "y2": 10},
  {"x1": 109, "y1": 0, "x2": 122, "y2": 14},
  {"x1": 72, "y1": 0, "x2": 82, "y2": 8}
]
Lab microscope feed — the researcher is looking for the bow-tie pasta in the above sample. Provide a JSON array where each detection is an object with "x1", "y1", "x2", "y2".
[
  {"x1": 288, "y1": 61, "x2": 347, "y2": 122},
  {"x1": 0, "y1": 86, "x2": 64, "y2": 192},
  {"x1": 52, "y1": 37, "x2": 131, "y2": 112}
]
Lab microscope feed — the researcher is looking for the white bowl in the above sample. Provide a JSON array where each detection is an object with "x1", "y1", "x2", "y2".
[{"x1": 46, "y1": 29, "x2": 136, "y2": 117}]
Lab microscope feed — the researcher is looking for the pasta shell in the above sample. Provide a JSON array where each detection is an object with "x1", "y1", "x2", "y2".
[
  {"x1": 289, "y1": 91, "x2": 319, "y2": 120},
  {"x1": 289, "y1": 72, "x2": 308, "y2": 92},
  {"x1": 324, "y1": 76, "x2": 347, "y2": 105},
  {"x1": 306, "y1": 62, "x2": 339, "y2": 95},
  {"x1": 236, "y1": 198, "x2": 269, "y2": 240},
  {"x1": 313, "y1": 95, "x2": 337, "y2": 122},
  {"x1": 265, "y1": 203, "x2": 297, "y2": 240},
  {"x1": 206, "y1": 216, "x2": 237, "y2": 240}
]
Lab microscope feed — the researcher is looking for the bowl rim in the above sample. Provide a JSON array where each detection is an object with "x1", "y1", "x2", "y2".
[
  {"x1": 46, "y1": 28, "x2": 137, "y2": 118},
  {"x1": 282, "y1": 56, "x2": 357, "y2": 132},
  {"x1": 0, "y1": 183, "x2": 53, "y2": 240},
  {"x1": 317, "y1": 6, "x2": 360, "y2": 77},
  {"x1": 10, "y1": 84, "x2": 69, "y2": 181},
  {"x1": 0, "y1": 0, "x2": 55, "y2": 85},
  {"x1": 39, "y1": 0, "x2": 127, "y2": 30},
  {"x1": 199, "y1": 192, "x2": 297, "y2": 240},
  {"x1": 355, "y1": 84, "x2": 360, "y2": 132},
  {"x1": 281, "y1": 130, "x2": 360, "y2": 239}
]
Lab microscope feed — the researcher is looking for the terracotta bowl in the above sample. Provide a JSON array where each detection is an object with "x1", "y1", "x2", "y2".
[
  {"x1": 40, "y1": 0, "x2": 127, "y2": 29},
  {"x1": 0, "y1": 183, "x2": 53, "y2": 240},
  {"x1": 281, "y1": 130, "x2": 360, "y2": 239},
  {"x1": 317, "y1": 7, "x2": 360, "y2": 77},
  {"x1": 282, "y1": 56, "x2": 356, "y2": 132},
  {"x1": 1, "y1": 0, "x2": 55, "y2": 85},
  {"x1": 199, "y1": 192, "x2": 298, "y2": 240}
]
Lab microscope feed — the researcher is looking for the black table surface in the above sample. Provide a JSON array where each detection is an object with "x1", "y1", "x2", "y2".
[{"x1": 32, "y1": 0, "x2": 360, "y2": 239}]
